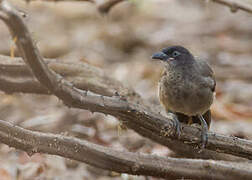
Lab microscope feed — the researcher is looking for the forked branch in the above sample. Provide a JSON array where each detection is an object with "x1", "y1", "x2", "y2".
[
  {"x1": 208, "y1": 0, "x2": 252, "y2": 14},
  {"x1": 1, "y1": 0, "x2": 252, "y2": 161},
  {"x1": 0, "y1": 119, "x2": 251, "y2": 180},
  {"x1": 1, "y1": 0, "x2": 252, "y2": 179}
]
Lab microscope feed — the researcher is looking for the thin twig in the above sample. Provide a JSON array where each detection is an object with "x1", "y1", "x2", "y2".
[
  {"x1": 25, "y1": 0, "x2": 94, "y2": 3},
  {"x1": 97, "y1": 0, "x2": 125, "y2": 14},
  {"x1": 24, "y1": 0, "x2": 126, "y2": 14},
  {"x1": 206, "y1": 0, "x2": 252, "y2": 14},
  {"x1": 22, "y1": 0, "x2": 252, "y2": 14}
]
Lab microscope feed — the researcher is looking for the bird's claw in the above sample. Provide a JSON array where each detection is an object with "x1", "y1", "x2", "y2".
[
  {"x1": 198, "y1": 115, "x2": 209, "y2": 149},
  {"x1": 172, "y1": 117, "x2": 181, "y2": 139},
  {"x1": 166, "y1": 113, "x2": 181, "y2": 138},
  {"x1": 160, "y1": 116, "x2": 181, "y2": 138},
  {"x1": 200, "y1": 128, "x2": 208, "y2": 149}
]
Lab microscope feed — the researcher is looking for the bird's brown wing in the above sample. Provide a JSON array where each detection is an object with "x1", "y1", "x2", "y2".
[{"x1": 195, "y1": 57, "x2": 216, "y2": 92}]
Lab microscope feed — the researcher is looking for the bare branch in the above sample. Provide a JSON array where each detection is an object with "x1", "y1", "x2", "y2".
[
  {"x1": 2, "y1": 119, "x2": 252, "y2": 180},
  {"x1": 97, "y1": 0, "x2": 125, "y2": 14},
  {"x1": 21, "y1": 0, "x2": 252, "y2": 15},
  {"x1": 1, "y1": 0, "x2": 252, "y2": 162},
  {"x1": 0, "y1": 55, "x2": 248, "y2": 162},
  {"x1": 0, "y1": 55, "x2": 140, "y2": 99},
  {"x1": 25, "y1": 0, "x2": 94, "y2": 3},
  {"x1": 1, "y1": 56, "x2": 251, "y2": 97},
  {"x1": 23, "y1": 0, "x2": 126, "y2": 14},
  {"x1": 206, "y1": 0, "x2": 252, "y2": 14}
]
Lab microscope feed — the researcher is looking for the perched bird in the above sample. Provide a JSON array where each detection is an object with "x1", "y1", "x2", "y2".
[{"x1": 152, "y1": 46, "x2": 215, "y2": 148}]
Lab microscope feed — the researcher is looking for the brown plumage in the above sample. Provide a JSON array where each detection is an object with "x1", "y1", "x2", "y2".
[{"x1": 152, "y1": 46, "x2": 215, "y2": 148}]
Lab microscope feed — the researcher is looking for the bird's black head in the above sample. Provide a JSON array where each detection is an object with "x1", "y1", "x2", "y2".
[{"x1": 151, "y1": 46, "x2": 194, "y2": 64}]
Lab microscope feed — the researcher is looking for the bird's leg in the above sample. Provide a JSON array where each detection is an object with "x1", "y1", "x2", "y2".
[
  {"x1": 198, "y1": 114, "x2": 208, "y2": 148},
  {"x1": 161, "y1": 112, "x2": 181, "y2": 138},
  {"x1": 169, "y1": 112, "x2": 181, "y2": 138}
]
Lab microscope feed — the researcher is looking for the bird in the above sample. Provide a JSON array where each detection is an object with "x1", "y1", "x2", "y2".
[{"x1": 152, "y1": 46, "x2": 215, "y2": 148}]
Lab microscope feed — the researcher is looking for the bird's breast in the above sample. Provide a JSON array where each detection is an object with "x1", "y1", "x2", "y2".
[{"x1": 158, "y1": 71, "x2": 213, "y2": 116}]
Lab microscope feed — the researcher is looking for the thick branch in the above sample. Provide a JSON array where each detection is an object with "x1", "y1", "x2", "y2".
[
  {"x1": 1, "y1": 0, "x2": 252, "y2": 161},
  {"x1": 1, "y1": 119, "x2": 252, "y2": 180},
  {"x1": 206, "y1": 0, "x2": 252, "y2": 14},
  {"x1": 0, "y1": 56, "x2": 251, "y2": 97},
  {"x1": 0, "y1": 55, "x2": 140, "y2": 99},
  {"x1": 0, "y1": 58, "x2": 248, "y2": 162},
  {"x1": 0, "y1": 56, "x2": 247, "y2": 162}
]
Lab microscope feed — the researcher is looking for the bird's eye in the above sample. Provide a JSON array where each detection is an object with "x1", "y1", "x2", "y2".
[{"x1": 172, "y1": 51, "x2": 181, "y2": 57}]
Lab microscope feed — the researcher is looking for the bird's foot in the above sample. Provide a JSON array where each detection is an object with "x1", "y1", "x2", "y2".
[
  {"x1": 200, "y1": 128, "x2": 208, "y2": 149},
  {"x1": 161, "y1": 113, "x2": 181, "y2": 138},
  {"x1": 198, "y1": 115, "x2": 208, "y2": 149},
  {"x1": 172, "y1": 115, "x2": 181, "y2": 138}
]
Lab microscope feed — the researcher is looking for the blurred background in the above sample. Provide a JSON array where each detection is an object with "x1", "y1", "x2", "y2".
[{"x1": 0, "y1": 0, "x2": 252, "y2": 179}]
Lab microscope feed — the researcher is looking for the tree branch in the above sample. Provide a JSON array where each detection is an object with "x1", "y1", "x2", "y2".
[
  {"x1": 0, "y1": 56, "x2": 251, "y2": 98},
  {"x1": 25, "y1": 0, "x2": 94, "y2": 3},
  {"x1": 206, "y1": 0, "x2": 252, "y2": 14},
  {"x1": 1, "y1": 0, "x2": 252, "y2": 162},
  {"x1": 0, "y1": 56, "x2": 248, "y2": 162},
  {"x1": 0, "y1": 55, "x2": 140, "y2": 99},
  {"x1": 24, "y1": 0, "x2": 126, "y2": 14},
  {"x1": 2, "y1": 119, "x2": 252, "y2": 180},
  {"x1": 97, "y1": 0, "x2": 125, "y2": 14}
]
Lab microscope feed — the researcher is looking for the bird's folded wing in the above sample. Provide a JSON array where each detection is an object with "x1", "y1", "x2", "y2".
[{"x1": 196, "y1": 58, "x2": 216, "y2": 92}]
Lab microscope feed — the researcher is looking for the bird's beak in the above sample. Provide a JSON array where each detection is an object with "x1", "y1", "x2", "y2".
[{"x1": 151, "y1": 51, "x2": 168, "y2": 61}]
